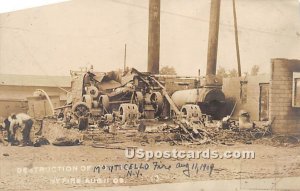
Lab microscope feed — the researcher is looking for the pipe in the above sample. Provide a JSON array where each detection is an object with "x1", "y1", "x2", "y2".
[
  {"x1": 34, "y1": 89, "x2": 55, "y2": 115},
  {"x1": 153, "y1": 74, "x2": 202, "y2": 79}
]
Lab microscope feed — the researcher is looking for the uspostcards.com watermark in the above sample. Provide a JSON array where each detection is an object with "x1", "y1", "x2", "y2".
[{"x1": 125, "y1": 148, "x2": 255, "y2": 161}]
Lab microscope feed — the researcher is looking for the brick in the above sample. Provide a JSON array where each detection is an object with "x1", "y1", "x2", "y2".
[
  {"x1": 271, "y1": 76, "x2": 292, "y2": 81},
  {"x1": 270, "y1": 93, "x2": 292, "y2": 98},
  {"x1": 273, "y1": 68, "x2": 290, "y2": 73},
  {"x1": 280, "y1": 94, "x2": 292, "y2": 98},
  {"x1": 270, "y1": 89, "x2": 290, "y2": 94},
  {"x1": 270, "y1": 85, "x2": 291, "y2": 90},
  {"x1": 272, "y1": 80, "x2": 291, "y2": 85},
  {"x1": 278, "y1": 110, "x2": 291, "y2": 115},
  {"x1": 272, "y1": 115, "x2": 297, "y2": 120},
  {"x1": 269, "y1": 106, "x2": 283, "y2": 110},
  {"x1": 279, "y1": 85, "x2": 292, "y2": 90},
  {"x1": 272, "y1": 70, "x2": 288, "y2": 74},
  {"x1": 272, "y1": 71, "x2": 291, "y2": 76},
  {"x1": 273, "y1": 98, "x2": 291, "y2": 103},
  {"x1": 270, "y1": 103, "x2": 292, "y2": 108}
]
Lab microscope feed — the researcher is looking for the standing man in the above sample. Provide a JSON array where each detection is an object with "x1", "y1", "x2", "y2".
[{"x1": 9, "y1": 113, "x2": 34, "y2": 146}]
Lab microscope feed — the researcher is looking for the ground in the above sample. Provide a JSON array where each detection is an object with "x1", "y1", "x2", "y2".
[
  {"x1": 0, "y1": 121, "x2": 300, "y2": 190},
  {"x1": 1, "y1": 142, "x2": 300, "y2": 190}
]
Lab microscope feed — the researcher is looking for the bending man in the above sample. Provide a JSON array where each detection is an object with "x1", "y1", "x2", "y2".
[{"x1": 9, "y1": 113, "x2": 34, "y2": 146}]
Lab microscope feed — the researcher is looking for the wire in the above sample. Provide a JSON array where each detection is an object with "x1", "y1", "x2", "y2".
[
  {"x1": 0, "y1": 0, "x2": 298, "y2": 39},
  {"x1": 109, "y1": 0, "x2": 299, "y2": 38}
]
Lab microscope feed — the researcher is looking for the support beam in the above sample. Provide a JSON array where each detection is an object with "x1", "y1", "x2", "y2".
[{"x1": 124, "y1": 43, "x2": 127, "y2": 71}]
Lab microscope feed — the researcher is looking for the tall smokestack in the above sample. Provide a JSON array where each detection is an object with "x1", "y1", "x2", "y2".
[
  {"x1": 147, "y1": 0, "x2": 160, "y2": 74},
  {"x1": 206, "y1": 0, "x2": 221, "y2": 76}
]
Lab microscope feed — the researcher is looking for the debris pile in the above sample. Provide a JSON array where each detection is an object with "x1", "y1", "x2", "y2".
[
  {"x1": 155, "y1": 118, "x2": 272, "y2": 145},
  {"x1": 34, "y1": 109, "x2": 290, "y2": 148},
  {"x1": 40, "y1": 119, "x2": 82, "y2": 144}
]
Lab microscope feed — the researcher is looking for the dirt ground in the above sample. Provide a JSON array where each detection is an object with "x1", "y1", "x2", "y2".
[{"x1": 0, "y1": 121, "x2": 300, "y2": 191}]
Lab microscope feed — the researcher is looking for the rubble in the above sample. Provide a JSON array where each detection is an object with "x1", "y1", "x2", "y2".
[
  {"x1": 52, "y1": 137, "x2": 81, "y2": 146},
  {"x1": 72, "y1": 113, "x2": 271, "y2": 147},
  {"x1": 0, "y1": 112, "x2": 290, "y2": 148},
  {"x1": 155, "y1": 118, "x2": 272, "y2": 145},
  {"x1": 91, "y1": 142, "x2": 128, "y2": 150},
  {"x1": 33, "y1": 137, "x2": 50, "y2": 147},
  {"x1": 41, "y1": 119, "x2": 83, "y2": 142},
  {"x1": 0, "y1": 105, "x2": 283, "y2": 148},
  {"x1": 271, "y1": 135, "x2": 299, "y2": 146}
]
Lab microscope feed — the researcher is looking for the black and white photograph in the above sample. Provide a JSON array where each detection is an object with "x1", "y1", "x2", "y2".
[{"x1": 0, "y1": 0, "x2": 300, "y2": 190}]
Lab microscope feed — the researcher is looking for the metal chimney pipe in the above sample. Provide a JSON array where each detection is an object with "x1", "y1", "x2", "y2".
[
  {"x1": 147, "y1": 0, "x2": 160, "y2": 74},
  {"x1": 206, "y1": 0, "x2": 221, "y2": 76}
]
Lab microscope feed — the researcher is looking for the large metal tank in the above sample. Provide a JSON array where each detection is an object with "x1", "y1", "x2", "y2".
[{"x1": 171, "y1": 87, "x2": 225, "y2": 119}]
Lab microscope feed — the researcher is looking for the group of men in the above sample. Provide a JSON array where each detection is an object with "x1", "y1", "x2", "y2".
[{"x1": 0, "y1": 113, "x2": 34, "y2": 146}]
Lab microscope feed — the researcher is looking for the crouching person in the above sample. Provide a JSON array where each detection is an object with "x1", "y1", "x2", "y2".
[
  {"x1": 1, "y1": 117, "x2": 17, "y2": 145},
  {"x1": 0, "y1": 121, "x2": 8, "y2": 146},
  {"x1": 10, "y1": 113, "x2": 34, "y2": 146}
]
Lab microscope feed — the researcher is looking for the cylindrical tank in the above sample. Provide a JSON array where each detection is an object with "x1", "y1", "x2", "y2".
[
  {"x1": 171, "y1": 89, "x2": 199, "y2": 109},
  {"x1": 171, "y1": 88, "x2": 225, "y2": 119}
]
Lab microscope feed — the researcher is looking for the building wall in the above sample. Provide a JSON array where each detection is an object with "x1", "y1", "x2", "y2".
[
  {"x1": 162, "y1": 77, "x2": 197, "y2": 95},
  {"x1": 0, "y1": 85, "x2": 69, "y2": 117},
  {"x1": 222, "y1": 76, "x2": 242, "y2": 101},
  {"x1": 222, "y1": 76, "x2": 242, "y2": 119},
  {"x1": 0, "y1": 86, "x2": 69, "y2": 101},
  {"x1": 244, "y1": 75, "x2": 270, "y2": 121},
  {"x1": 0, "y1": 100, "x2": 28, "y2": 118},
  {"x1": 222, "y1": 75, "x2": 270, "y2": 121},
  {"x1": 270, "y1": 58, "x2": 300, "y2": 134},
  {"x1": 27, "y1": 96, "x2": 61, "y2": 119}
]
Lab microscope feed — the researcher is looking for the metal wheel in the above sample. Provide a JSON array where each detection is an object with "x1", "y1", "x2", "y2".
[
  {"x1": 72, "y1": 102, "x2": 90, "y2": 118},
  {"x1": 87, "y1": 86, "x2": 99, "y2": 98},
  {"x1": 132, "y1": 91, "x2": 144, "y2": 113},
  {"x1": 150, "y1": 92, "x2": 163, "y2": 116},
  {"x1": 99, "y1": 95, "x2": 110, "y2": 113}
]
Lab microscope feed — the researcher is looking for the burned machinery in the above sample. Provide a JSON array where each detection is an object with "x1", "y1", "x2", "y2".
[
  {"x1": 170, "y1": 76, "x2": 225, "y2": 119},
  {"x1": 62, "y1": 66, "x2": 225, "y2": 130},
  {"x1": 64, "y1": 68, "x2": 167, "y2": 129}
]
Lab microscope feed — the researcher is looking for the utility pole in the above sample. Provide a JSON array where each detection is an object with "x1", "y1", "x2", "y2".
[
  {"x1": 147, "y1": 0, "x2": 160, "y2": 74},
  {"x1": 232, "y1": 0, "x2": 241, "y2": 77},
  {"x1": 206, "y1": 0, "x2": 221, "y2": 76},
  {"x1": 124, "y1": 43, "x2": 127, "y2": 71}
]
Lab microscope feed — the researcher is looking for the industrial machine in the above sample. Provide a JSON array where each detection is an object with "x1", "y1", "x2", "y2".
[
  {"x1": 58, "y1": 66, "x2": 225, "y2": 130},
  {"x1": 61, "y1": 68, "x2": 167, "y2": 129}
]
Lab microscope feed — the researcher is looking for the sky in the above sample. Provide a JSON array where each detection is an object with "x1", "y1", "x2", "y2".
[
  {"x1": 0, "y1": 0, "x2": 300, "y2": 76},
  {"x1": 0, "y1": 0, "x2": 70, "y2": 13}
]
